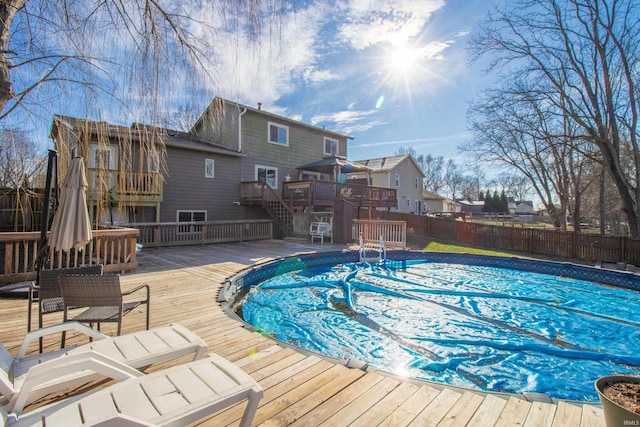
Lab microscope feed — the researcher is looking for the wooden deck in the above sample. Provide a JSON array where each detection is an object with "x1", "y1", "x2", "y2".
[{"x1": 0, "y1": 240, "x2": 605, "y2": 426}]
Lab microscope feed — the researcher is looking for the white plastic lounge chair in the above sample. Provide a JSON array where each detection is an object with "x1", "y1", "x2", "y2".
[
  {"x1": 1, "y1": 322, "x2": 208, "y2": 413},
  {"x1": 2, "y1": 353, "x2": 263, "y2": 427}
]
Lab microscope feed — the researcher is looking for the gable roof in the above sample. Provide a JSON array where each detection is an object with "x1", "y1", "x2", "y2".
[
  {"x1": 51, "y1": 115, "x2": 243, "y2": 157},
  {"x1": 355, "y1": 154, "x2": 426, "y2": 177},
  {"x1": 422, "y1": 190, "x2": 445, "y2": 200},
  {"x1": 192, "y1": 97, "x2": 353, "y2": 141}
]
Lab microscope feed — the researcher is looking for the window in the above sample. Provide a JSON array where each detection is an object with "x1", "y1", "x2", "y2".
[
  {"x1": 324, "y1": 137, "x2": 338, "y2": 155},
  {"x1": 256, "y1": 165, "x2": 278, "y2": 189},
  {"x1": 89, "y1": 144, "x2": 117, "y2": 190},
  {"x1": 415, "y1": 177, "x2": 420, "y2": 190},
  {"x1": 177, "y1": 210, "x2": 206, "y2": 234},
  {"x1": 147, "y1": 150, "x2": 160, "y2": 173},
  {"x1": 395, "y1": 173, "x2": 400, "y2": 187},
  {"x1": 268, "y1": 122, "x2": 288, "y2": 146},
  {"x1": 205, "y1": 159, "x2": 214, "y2": 178},
  {"x1": 415, "y1": 200, "x2": 422, "y2": 213},
  {"x1": 406, "y1": 198, "x2": 411, "y2": 207}
]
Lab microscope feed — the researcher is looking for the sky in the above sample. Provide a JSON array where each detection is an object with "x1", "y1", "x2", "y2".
[
  {"x1": 195, "y1": 0, "x2": 499, "y2": 164},
  {"x1": 7, "y1": 0, "x2": 500, "y2": 169}
]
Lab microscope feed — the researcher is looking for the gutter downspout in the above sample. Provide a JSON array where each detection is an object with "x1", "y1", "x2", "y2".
[{"x1": 238, "y1": 107, "x2": 247, "y2": 152}]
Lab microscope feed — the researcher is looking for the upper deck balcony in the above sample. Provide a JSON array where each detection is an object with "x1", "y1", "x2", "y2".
[
  {"x1": 241, "y1": 180, "x2": 396, "y2": 209},
  {"x1": 87, "y1": 168, "x2": 163, "y2": 203}
]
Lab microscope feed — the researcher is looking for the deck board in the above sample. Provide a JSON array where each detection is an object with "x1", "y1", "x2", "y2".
[{"x1": 0, "y1": 240, "x2": 605, "y2": 426}]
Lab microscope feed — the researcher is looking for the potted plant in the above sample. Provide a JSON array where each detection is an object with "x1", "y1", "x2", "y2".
[{"x1": 595, "y1": 376, "x2": 640, "y2": 426}]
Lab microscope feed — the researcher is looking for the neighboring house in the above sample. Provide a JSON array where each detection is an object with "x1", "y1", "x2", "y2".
[
  {"x1": 456, "y1": 199, "x2": 485, "y2": 214},
  {"x1": 515, "y1": 201, "x2": 534, "y2": 215},
  {"x1": 507, "y1": 198, "x2": 535, "y2": 215},
  {"x1": 50, "y1": 98, "x2": 393, "y2": 236},
  {"x1": 350, "y1": 155, "x2": 425, "y2": 214},
  {"x1": 422, "y1": 190, "x2": 461, "y2": 214}
]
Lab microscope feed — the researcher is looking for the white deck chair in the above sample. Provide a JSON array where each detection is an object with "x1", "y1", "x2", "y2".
[
  {"x1": 2, "y1": 353, "x2": 263, "y2": 427},
  {"x1": 1, "y1": 322, "x2": 208, "y2": 413}
]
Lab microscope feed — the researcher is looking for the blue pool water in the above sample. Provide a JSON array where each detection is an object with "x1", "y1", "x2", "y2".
[{"x1": 241, "y1": 260, "x2": 640, "y2": 401}]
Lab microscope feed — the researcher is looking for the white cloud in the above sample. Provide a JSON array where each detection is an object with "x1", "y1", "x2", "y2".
[
  {"x1": 311, "y1": 108, "x2": 387, "y2": 134},
  {"x1": 303, "y1": 67, "x2": 340, "y2": 83},
  {"x1": 184, "y1": 2, "x2": 329, "y2": 107},
  {"x1": 338, "y1": 0, "x2": 446, "y2": 49}
]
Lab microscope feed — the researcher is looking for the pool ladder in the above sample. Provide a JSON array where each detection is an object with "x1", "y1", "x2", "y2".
[{"x1": 359, "y1": 232, "x2": 387, "y2": 264}]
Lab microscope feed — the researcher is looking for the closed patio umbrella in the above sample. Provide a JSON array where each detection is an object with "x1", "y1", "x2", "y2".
[{"x1": 48, "y1": 157, "x2": 92, "y2": 252}]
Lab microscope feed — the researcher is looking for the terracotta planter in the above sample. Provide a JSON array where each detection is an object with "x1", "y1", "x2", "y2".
[{"x1": 595, "y1": 376, "x2": 640, "y2": 427}]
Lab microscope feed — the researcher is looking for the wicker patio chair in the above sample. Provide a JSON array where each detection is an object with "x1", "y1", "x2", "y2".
[
  {"x1": 28, "y1": 265, "x2": 104, "y2": 352},
  {"x1": 59, "y1": 274, "x2": 150, "y2": 347}
]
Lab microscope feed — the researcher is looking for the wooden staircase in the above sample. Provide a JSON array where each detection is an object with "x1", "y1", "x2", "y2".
[{"x1": 261, "y1": 184, "x2": 294, "y2": 235}]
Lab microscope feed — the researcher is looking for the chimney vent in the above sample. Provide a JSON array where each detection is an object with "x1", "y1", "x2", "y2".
[{"x1": 257, "y1": 102, "x2": 262, "y2": 110}]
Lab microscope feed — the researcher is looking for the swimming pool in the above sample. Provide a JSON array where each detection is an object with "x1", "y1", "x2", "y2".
[{"x1": 224, "y1": 252, "x2": 640, "y2": 402}]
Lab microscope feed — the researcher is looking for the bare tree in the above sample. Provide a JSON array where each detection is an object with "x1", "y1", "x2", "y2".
[
  {"x1": 464, "y1": 83, "x2": 577, "y2": 230},
  {"x1": 394, "y1": 147, "x2": 455, "y2": 194},
  {"x1": 0, "y1": 128, "x2": 45, "y2": 187},
  {"x1": 0, "y1": 1, "x2": 284, "y2": 121},
  {"x1": 159, "y1": 104, "x2": 204, "y2": 132},
  {"x1": 0, "y1": 127, "x2": 46, "y2": 231},
  {"x1": 471, "y1": 0, "x2": 640, "y2": 236},
  {"x1": 0, "y1": 1, "x2": 285, "y2": 218},
  {"x1": 493, "y1": 173, "x2": 531, "y2": 202}
]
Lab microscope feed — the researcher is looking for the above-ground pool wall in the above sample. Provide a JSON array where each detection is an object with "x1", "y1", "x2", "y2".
[
  {"x1": 400, "y1": 252, "x2": 640, "y2": 292},
  {"x1": 221, "y1": 250, "x2": 640, "y2": 312}
]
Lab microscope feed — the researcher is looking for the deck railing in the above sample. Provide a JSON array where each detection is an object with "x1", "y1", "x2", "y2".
[
  {"x1": 128, "y1": 219, "x2": 273, "y2": 248},
  {"x1": 0, "y1": 227, "x2": 139, "y2": 284},
  {"x1": 87, "y1": 168, "x2": 163, "y2": 199},
  {"x1": 278, "y1": 180, "x2": 397, "y2": 208},
  {"x1": 352, "y1": 219, "x2": 407, "y2": 248}
]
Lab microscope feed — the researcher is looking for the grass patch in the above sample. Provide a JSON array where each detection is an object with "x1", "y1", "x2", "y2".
[
  {"x1": 407, "y1": 234, "x2": 525, "y2": 258},
  {"x1": 422, "y1": 241, "x2": 517, "y2": 257}
]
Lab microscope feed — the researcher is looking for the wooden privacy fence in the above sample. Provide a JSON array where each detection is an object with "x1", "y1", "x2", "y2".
[
  {"x1": 128, "y1": 219, "x2": 273, "y2": 248},
  {"x1": 365, "y1": 210, "x2": 640, "y2": 265},
  {"x1": 0, "y1": 228, "x2": 139, "y2": 284},
  {"x1": 352, "y1": 219, "x2": 407, "y2": 248}
]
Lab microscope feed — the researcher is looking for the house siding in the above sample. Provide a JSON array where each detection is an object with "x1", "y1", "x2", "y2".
[
  {"x1": 194, "y1": 99, "x2": 349, "y2": 187},
  {"x1": 160, "y1": 146, "x2": 242, "y2": 221},
  {"x1": 221, "y1": 103, "x2": 348, "y2": 187},
  {"x1": 393, "y1": 160, "x2": 423, "y2": 213}
]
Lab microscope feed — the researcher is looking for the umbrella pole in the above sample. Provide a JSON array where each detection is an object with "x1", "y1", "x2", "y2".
[{"x1": 36, "y1": 150, "x2": 57, "y2": 272}]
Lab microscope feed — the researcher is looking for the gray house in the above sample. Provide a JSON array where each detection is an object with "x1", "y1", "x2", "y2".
[
  {"x1": 191, "y1": 98, "x2": 351, "y2": 189},
  {"x1": 50, "y1": 115, "x2": 244, "y2": 225},
  {"x1": 50, "y1": 98, "x2": 394, "y2": 235}
]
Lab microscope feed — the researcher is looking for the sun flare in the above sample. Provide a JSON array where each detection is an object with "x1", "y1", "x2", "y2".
[{"x1": 390, "y1": 46, "x2": 419, "y2": 73}]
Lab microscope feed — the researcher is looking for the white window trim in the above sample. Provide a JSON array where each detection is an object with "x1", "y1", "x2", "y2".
[
  {"x1": 395, "y1": 173, "x2": 400, "y2": 187},
  {"x1": 406, "y1": 198, "x2": 411, "y2": 207},
  {"x1": 89, "y1": 144, "x2": 117, "y2": 190},
  {"x1": 255, "y1": 164, "x2": 279, "y2": 189},
  {"x1": 268, "y1": 122, "x2": 289, "y2": 146},
  {"x1": 323, "y1": 137, "x2": 339, "y2": 155},
  {"x1": 176, "y1": 210, "x2": 207, "y2": 234},
  {"x1": 176, "y1": 210, "x2": 207, "y2": 222},
  {"x1": 415, "y1": 177, "x2": 420, "y2": 190},
  {"x1": 147, "y1": 150, "x2": 160, "y2": 173},
  {"x1": 205, "y1": 158, "x2": 215, "y2": 178}
]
